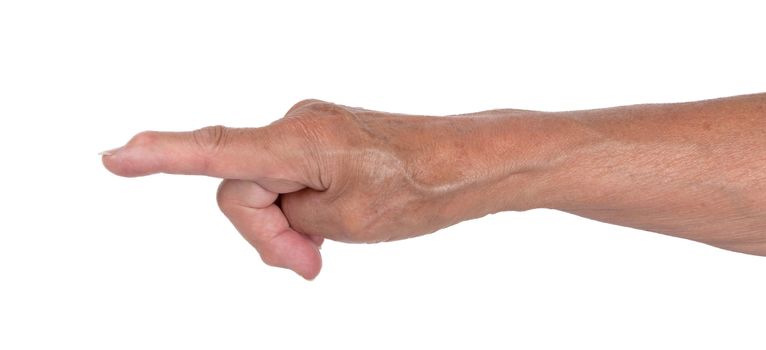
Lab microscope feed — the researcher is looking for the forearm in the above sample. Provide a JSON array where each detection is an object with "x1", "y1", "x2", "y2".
[
  {"x1": 481, "y1": 93, "x2": 766, "y2": 255},
  {"x1": 102, "y1": 95, "x2": 766, "y2": 279}
]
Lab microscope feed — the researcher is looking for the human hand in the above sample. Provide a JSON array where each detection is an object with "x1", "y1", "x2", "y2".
[
  {"x1": 101, "y1": 100, "x2": 533, "y2": 279},
  {"x1": 103, "y1": 94, "x2": 766, "y2": 280}
]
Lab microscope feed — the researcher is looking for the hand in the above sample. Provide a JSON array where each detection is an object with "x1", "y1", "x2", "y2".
[
  {"x1": 101, "y1": 100, "x2": 519, "y2": 279},
  {"x1": 104, "y1": 94, "x2": 766, "y2": 279}
]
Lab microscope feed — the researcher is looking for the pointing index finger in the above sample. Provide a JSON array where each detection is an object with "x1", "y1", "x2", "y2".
[{"x1": 101, "y1": 126, "x2": 308, "y2": 184}]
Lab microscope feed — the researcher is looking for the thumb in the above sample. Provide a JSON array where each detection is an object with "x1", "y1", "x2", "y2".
[{"x1": 101, "y1": 125, "x2": 313, "y2": 187}]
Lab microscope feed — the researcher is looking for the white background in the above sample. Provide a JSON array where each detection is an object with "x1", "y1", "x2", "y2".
[{"x1": 1, "y1": 1, "x2": 765, "y2": 349}]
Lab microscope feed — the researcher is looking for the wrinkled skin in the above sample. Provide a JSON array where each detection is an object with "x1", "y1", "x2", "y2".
[
  {"x1": 103, "y1": 94, "x2": 766, "y2": 280},
  {"x1": 102, "y1": 99, "x2": 533, "y2": 279},
  {"x1": 271, "y1": 100, "x2": 524, "y2": 244}
]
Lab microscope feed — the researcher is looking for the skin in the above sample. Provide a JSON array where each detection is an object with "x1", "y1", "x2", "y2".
[{"x1": 101, "y1": 93, "x2": 766, "y2": 280}]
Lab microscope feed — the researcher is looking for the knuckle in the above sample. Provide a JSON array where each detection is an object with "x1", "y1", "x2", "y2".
[
  {"x1": 127, "y1": 131, "x2": 159, "y2": 147},
  {"x1": 215, "y1": 180, "x2": 233, "y2": 210},
  {"x1": 270, "y1": 115, "x2": 339, "y2": 189},
  {"x1": 258, "y1": 250, "x2": 280, "y2": 267},
  {"x1": 278, "y1": 104, "x2": 355, "y2": 145},
  {"x1": 286, "y1": 99, "x2": 326, "y2": 116},
  {"x1": 192, "y1": 125, "x2": 228, "y2": 154}
]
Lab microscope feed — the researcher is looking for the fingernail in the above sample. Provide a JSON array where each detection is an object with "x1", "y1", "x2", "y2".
[{"x1": 98, "y1": 147, "x2": 122, "y2": 156}]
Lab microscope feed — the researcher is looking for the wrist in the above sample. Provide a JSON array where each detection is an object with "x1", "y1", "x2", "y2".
[
  {"x1": 369, "y1": 108, "x2": 594, "y2": 227},
  {"x1": 451, "y1": 109, "x2": 596, "y2": 214}
]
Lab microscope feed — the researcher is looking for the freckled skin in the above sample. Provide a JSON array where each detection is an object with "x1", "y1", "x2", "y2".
[{"x1": 102, "y1": 93, "x2": 766, "y2": 279}]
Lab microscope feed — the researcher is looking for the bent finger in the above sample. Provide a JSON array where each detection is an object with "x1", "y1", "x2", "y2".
[{"x1": 217, "y1": 179, "x2": 322, "y2": 279}]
